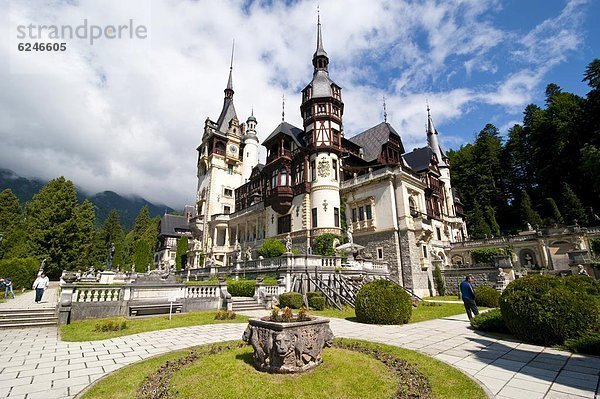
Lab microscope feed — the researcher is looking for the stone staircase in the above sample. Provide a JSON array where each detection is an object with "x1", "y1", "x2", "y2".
[
  {"x1": 0, "y1": 308, "x2": 58, "y2": 328},
  {"x1": 232, "y1": 296, "x2": 266, "y2": 312}
]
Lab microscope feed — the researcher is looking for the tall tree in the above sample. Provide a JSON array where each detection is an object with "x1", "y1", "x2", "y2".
[
  {"x1": 466, "y1": 202, "x2": 491, "y2": 239},
  {"x1": 96, "y1": 209, "x2": 125, "y2": 270},
  {"x1": 518, "y1": 191, "x2": 542, "y2": 230},
  {"x1": 0, "y1": 189, "x2": 24, "y2": 259},
  {"x1": 25, "y1": 177, "x2": 80, "y2": 277},
  {"x1": 559, "y1": 183, "x2": 586, "y2": 225},
  {"x1": 73, "y1": 200, "x2": 96, "y2": 270},
  {"x1": 175, "y1": 236, "x2": 189, "y2": 271},
  {"x1": 543, "y1": 198, "x2": 564, "y2": 226}
]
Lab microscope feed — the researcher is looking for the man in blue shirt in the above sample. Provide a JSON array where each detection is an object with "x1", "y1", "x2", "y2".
[{"x1": 460, "y1": 274, "x2": 479, "y2": 320}]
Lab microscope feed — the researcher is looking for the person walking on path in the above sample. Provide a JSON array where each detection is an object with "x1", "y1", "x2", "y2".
[
  {"x1": 32, "y1": 273, "x2": 49, "y2": 303},
  {"x1": 2, "y1": 277, "x2": 15, "y2": 299},
  {"x1": 460, "y1": 274, "x2": 479, "y2": 320}
]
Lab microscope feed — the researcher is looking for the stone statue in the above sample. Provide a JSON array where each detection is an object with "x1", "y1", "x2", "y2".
[
  {"x1": 346, "y1": 226, "x2": 353, "y2": 245},
  {"x1": 246, "y1": 248, "x2": 253, "y2": 261},
  {"x1": 105, "y1": 243, "x2": 115, "y2": 270},
  {"x1": 131, "y1": 264, "x2": 135, "y2": 274},
  {"x1": 526, "y1": 222, "x2": 533, "y2": 231},
  {"x1": 285, "y1": 233, "x2": 292, "y2": 253},
  {"x1": 578, "y1": 264, "x2": 590, "y2": 276},
  {"x1": 332, "y1": 238, "x2": 340, "y2": 250}
]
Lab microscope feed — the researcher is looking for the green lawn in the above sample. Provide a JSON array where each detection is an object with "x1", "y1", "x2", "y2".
[
  {"x1": 60, "y1": 311, "x2": 249, "y2": 342},
  {"x1": 423, "y1": 295, "x2": 462, "y2": 301},
  {"x1": 312, "y1": 301, "x2": 472, "y2": 323},
  {"x1": 81, "y1": 339, "x2": 485, "y2": 399}
]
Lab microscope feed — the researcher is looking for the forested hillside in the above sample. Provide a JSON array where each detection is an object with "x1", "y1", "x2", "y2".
[{"x1": 448, "y1": 59, "x2": 600, "y2": 238}]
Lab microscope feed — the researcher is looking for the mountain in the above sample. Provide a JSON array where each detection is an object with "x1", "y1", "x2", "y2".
[{"x1": 0, "y1": 168, "x2": 174, "y2": 229}]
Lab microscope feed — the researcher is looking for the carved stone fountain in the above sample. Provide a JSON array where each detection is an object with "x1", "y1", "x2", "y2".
[{"x1": 242, "y1": 313, "x2": 334, "y2": 374}]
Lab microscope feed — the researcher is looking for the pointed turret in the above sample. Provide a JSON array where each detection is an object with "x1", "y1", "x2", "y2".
[
  {"x1": 216, "y1": 42, "x2": 237, "y2": 133},
  {"x1": 312, "y1": 13, "x2": 329, "y2": 71},
  {"x1": 426, "y1": 105, "x2": 447, "y2": 167}
]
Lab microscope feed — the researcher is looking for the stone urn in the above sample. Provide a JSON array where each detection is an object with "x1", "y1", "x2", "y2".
[{"x1": 242, "y1": 316, "x2": 334, "y2": 374}]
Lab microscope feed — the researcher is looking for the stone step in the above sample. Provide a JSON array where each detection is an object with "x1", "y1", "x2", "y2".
[
  {"x1": 0, "y1": 317, "x2": 58, "y2": 325},
  {"x1": 0, "y1": 310, "x2": 55, "y2": 317},
  {"x1": 0, "y1": 320, "x2": 58, "y2": 328},
  {"x1": 232, "y1": 303, "x2": 265, "y2": 311}
]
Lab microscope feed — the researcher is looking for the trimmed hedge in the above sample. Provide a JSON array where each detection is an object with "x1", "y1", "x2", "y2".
[
  {"x1": 226, "y1": 280, "x2": 255, "y2": 297},
  {"x1": 474, "y1": 285, "x2": 500, "y2": 308},
  {"x1": 309, "y1": 296, "x2": 326, "y2": 310},
  {"x1": 279, "y1": 292, "x2": 304, "y2": 309},
  {"x1": 0, "y1": 257, "x2": 39, "y2": 289},
  {"x1": 470, "y1": 309, "x2": 509, "y2": 333},
  {"x1": 306, "y1": 291, "x2": 323, "y2": 301},
  {"x1": 355, "y1": 279, "x2": 412, "y2": 325},
  {"x1": 499, "y1": 275, "x2": 600, "y2": 346},
  {"x1": 563, "y1": 331, "x2": 600, "y2": 356}
]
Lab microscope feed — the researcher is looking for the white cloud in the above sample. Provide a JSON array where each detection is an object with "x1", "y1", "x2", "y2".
[{"x1": 0, "y1": 0, "x2": 592, "y2": 209}]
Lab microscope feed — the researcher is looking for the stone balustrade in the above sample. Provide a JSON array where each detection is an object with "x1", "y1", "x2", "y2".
[{"x1": 58, "y1": 282, "x2": 231, "y2": 324}]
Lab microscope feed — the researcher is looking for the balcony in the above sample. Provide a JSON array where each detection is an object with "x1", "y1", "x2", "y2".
[
  {"x1": 266, "y1": 149, "x2": 292, "y2": 165},
  {"x1": 266, "y1": 186, "x2": 293, "y2": 214}
]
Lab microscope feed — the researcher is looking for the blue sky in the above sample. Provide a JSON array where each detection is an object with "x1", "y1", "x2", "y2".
[{"x1": 1, "y1": 0, "x2": 598, "y2": 208}]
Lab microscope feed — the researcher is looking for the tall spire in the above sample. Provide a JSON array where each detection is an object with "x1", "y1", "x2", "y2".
[
  {"x1": 281, "y1": 94, "x2": 285, "y2": 122},
  {"x1": 312, "y1": 9, "x2": 329, "y2": 72},
  {"x1": 383, "y1": 95, "x2": 387, "y2": 123},
  {"x1": 426, "y1": 103, "x2": 446, "y2": 166},
  {"x1": 225, "y1": 40, "x2": 235, "y2": 99}
]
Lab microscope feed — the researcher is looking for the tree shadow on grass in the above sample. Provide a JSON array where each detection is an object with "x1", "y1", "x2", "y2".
[{"x1": 235, "y1": 350, "x2": 255, "y2": 367}]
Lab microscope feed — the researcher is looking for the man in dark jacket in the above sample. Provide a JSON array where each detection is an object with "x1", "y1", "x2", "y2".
[{"x1": 460, "y1": 274, "x2": 479, "y2": 320}]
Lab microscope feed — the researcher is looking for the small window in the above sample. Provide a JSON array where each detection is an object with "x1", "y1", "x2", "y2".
[
  {"x1": 334, "y1": 207, "x2": 339, "y2": 227},
  {"x1": 311, "y1": 161, "x2": 316, "y2": 181},
  {"x1": 224, "y1": 206, "x2": 231, "y2": 214},
  {"x1": 351, "y1": 208, "x2": 357, "y2": 222},
  {"x1": 277, "y1": 215, "x2": 291, "y2": 234},
  {"x1": 422, "y1": 246, "x2": 428, "y2": 258},
  {"x1": 359, "y1": 206, "x2": 365, "y2": 221},
  {"x1": 365, "y1": 204, "x2": 372, "y2": 220},
  {"x1": 224, "y1": 188, "x2": 233, "y2": 197},
  {"x1": 227, "y1": 164, "x2": 234, "y2": 175},
  {"x1": 332, "y1": 159, "x2": 338, "y2": 180},
  {"x1": 312, "y1": 208, "x2": 318, "y2": 228},
  {"x1": 377, "y1": 248, "x2": 384, "y2": 260},
  {"x1": 436, "y1": 227, "x2": 442, "y2": 241}
]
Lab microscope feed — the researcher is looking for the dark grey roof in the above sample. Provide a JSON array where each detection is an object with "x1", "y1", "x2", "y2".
[
  {"x1": 262, "y1": 122, "x2": 305, "y2": 147},
  {"x1": 452, "y1": 188, "x2": 463, "y2": 204},
  {"x1": 348, "y1": 122, "x2": 403, "y2": 162},
  {"x1": 215, "y1": 98, "x2": 237, "y2": 133},
  {"x1": 304, "y1": 71, "x2": 335, "y2": 98},
  {"x1": 403, "y1": 147, "x2": 434, "y2": 172},
  {"x1": 159, "y1": 214, "x2": 190, "y2": 236}
]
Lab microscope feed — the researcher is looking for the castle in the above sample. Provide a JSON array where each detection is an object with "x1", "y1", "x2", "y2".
[{"x1": 186, "y1": 18, "x2": 468, "y2": 297}]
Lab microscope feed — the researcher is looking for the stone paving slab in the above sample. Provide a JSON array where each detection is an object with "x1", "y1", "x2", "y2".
[{"x1": 0, "y1": 310, "x2": 597, "y2": 398}]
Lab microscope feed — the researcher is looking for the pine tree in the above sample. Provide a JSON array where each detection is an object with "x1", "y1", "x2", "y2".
[
  {"x1": 543, "y1": 198, "x2": 564, "y2": 226},
  {"x1": 0, "y1": 189, "x2": 21, "y2": 233},
  {"x1": 175, "y1": 236, "x2": 189, "y2": 271},
  {"x1": 485, "y1": 206, "x2": 501, "y2": 237},
  {"x1": 74, "y1": 200, "x2": 96, "y2": 270},
  {"x1": 0, "y1": 189, "x2": 25, "y2": 259},
  {"x1": 560, "y1": 183, "x2": 587, "y2": 225},
  {"x1": 518, "y1": 191, "x2": 542, "y2": 229},
  {"x1": 96, "y1": 209, "x2": 125, "y2": 269},
  {"x1": 467, "y1": 203, "x2": 491, "y2": 239},
  {"x1": 133, "y1": 206, "x2": 150, "y2": 241},
  {"x1": 25, "y1": 177, "x2": 80, "y2": 277}
]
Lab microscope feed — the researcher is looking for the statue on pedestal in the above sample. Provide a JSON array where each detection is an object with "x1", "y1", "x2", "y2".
[{"x1": 285, "y1": 233, "x2": 292, "y2": 253}]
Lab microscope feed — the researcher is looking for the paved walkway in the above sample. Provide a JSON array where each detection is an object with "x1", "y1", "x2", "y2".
[
  {"x1": 0, "y1": 310, "x2": 598, "y2": 399},
  {"x1": 0, "y1": 283, "x2": 59, "y2": 310}
]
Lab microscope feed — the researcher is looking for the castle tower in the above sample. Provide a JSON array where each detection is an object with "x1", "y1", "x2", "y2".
[
  {"x1": 300, "y1": 15, "x2": 344, "y2": 233},
  {"x1": 193, "y1": 47, "x2": 244, "y2": 266},
  {"x1": 426, "y1": 106, "x2": 455, "y2": 217},
  {"x1": 241, "y1": 111, "x2": 259, "y2": 182}
]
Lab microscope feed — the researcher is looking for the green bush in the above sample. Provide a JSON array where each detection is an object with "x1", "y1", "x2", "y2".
[
  {"x1": 470, "y1": 309, "x2": 509, "y2": 333},
  {"x1": 226, "y1": 280, "x2": 255, "y2": 297},
  {"x1": 474, "y1": 285, "x2": 500, "y2": 307},
  {"x1": 314, "y1": 234, "x2": 342, "y2": 256},
  {"x1": 499, "y1": 275, "x2": 600, "y2": 346},
  {"x1": 562, "y1": 274, "x2": 600, "y2": 296},
  {"x1": 470, "y1": 248, "x2": 501, "y2": 264},
  {"x1": 0, "y1": 257, "x2": 39, "y2": 289},
  {"x1": 563, "y1": 331, "x2": 600, "y2": 356},
  {"x1": 94, "y1": 318, "x2": 127, "y2": 332},
  {"x1": 214, "y1": 310, "x2": 237, "y2": 320},
  {"x1": 309, "y1": 296, "x2": 326, "y2": 310},
  {"x1": 306, "y1": 291, "x2": 324, "y2": 301},
  {"x1": 279, "y1": 292, "x2": 304, "y2": 309},
  {"x1": 433, "y1": 265, "x2": 445, "y2": 296},
  {"x1": 258, "y1": 239, "x2": 286, "y2": 258},
  {"x1": 355, "y1": 279, "x2": 412, "y2": 325}
]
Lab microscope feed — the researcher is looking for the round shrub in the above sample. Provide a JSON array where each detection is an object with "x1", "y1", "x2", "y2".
[
  {"x1": 474, "y1": 285, "x2": 500, "y2": 308},
  {"x1": 0, "y1": 257, "x2": 39, "y2": 289},
  {"x1": 470, "y1": 309, "x2": 509, "y2": 333},
  {"x1": 309, "y1": 296, "x2": 326, "y2": 310},
  {"x1": 279, "y1": 292, "x2": 304, "y2": 309},
  {"x1": 355, "y1": 279, "x2": 412, "y2": 325},
  {"x1": 500, "y1": 275, "x2": 600, "y2": 346},
  {"x1": 226, "y1": 280, "x2": 255, "y2": 297},
  {"x1": 306, "y1": 291, "x2": 324, "y2": 302},
  {"x1": 563, "y1": 331, "x2": 600, "y2": 356}
]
